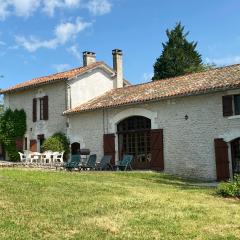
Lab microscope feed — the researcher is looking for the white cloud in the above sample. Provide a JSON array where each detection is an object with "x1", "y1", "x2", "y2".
[
  {"x1": 67, "y1": 45, "x2": 81, "y2": 60},
  {"x1": 0, "y1": 1, "x2": 10, "y2": 20},
  {"x1": 42, "y1": 0, "x2": 62, "y2": 16},
  {"x1": 86, "y1": 0, "x2": 111, "y2": 16},
  {"x1": 0, "y1": 0, "x2": 40, "y2": 20},
  {"x1": 43, "y1": 0, "x2": 111, "y2": 17},
  {"x1": 15, "y1": 36, "x2": 58, "y2": 52},
  {"x1": 53, "y1": 63, "x2": 71, "y2": 72},
  {"x1": 42, "y1": 0, "x2": 81, "y2": 16},
  {"x1": 16, "y1": 18, "x2": 91, "y2": 52},
  {"x1": 0, "y1": 0, "x2": 112, "y2": 20},
  {"x1": 206, "y1": 56, "x2": 240, "y2": 66},
  {"x1": 141, "y1": 72, "x2": 153, "y2": 83},
  {"x1": 12, "y1": 0, "x2": 40, "y2": 17},
  {"x1": 55, "y1": 18, "x2": 91, "y2": 44}
]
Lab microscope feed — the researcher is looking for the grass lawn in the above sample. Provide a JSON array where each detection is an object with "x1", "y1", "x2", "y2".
[{"x1": 0, "y1": 169, "x2": 239, "y2": 240}]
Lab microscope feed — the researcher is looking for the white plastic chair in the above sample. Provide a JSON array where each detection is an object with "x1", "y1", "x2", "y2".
[
  {"x1": 30, "y1": 152, "x2": 41, "y2": 165},
  {"x1": 53, "y1": 152, "x2": 65, "y2": 169},
  {"x1": 18, "y1": 152, "x2": 28, "y2": 165},
  {"x1": 42, "y1": 151, "x2": 53, "y2": 165},
  {"x1": 53, "y1": 152, "x2": 64, "y2": 164}
]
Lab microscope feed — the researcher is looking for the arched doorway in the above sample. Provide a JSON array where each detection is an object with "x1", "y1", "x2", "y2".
[
  {"x1": 71, "y1": 142, "x2": 80, "y2": 155},
  {"x1": 117, "y1": 116, "x2": 151, "y2": 169},
  {"x1": 231, "y1": 138, "x2": 240, "y2": 176}
]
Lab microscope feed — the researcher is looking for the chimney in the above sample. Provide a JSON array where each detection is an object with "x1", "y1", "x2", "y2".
[
  {"x1": 83, "y1": 51, "x2": 96, "y2": 66},
  {"x1": 112, "y1": 49, "x2": 123, "y2": 88}
]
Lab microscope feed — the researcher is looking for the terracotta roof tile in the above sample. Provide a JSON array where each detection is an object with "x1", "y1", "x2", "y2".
[
  {"x1": 0, "y1": 62, "x2": 104, "y2": 94},
  {"x1": 64, "y1": 64, "x2": 240, "y2": 114}
]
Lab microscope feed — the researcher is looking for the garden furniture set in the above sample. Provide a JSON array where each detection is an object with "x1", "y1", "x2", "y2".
[
  {"x1": 18, "y1": 151, "x2": 133, "y2": 171},
  {"x1": 18, "y1": 151, "x2": 64, "y2": 167},
  {"x1": 64, "y1": 154, "x2": 133, "y2": 171}
]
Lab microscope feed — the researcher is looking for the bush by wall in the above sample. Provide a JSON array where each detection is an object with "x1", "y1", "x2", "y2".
[
  {"x1": 41, "y1": 132, "x2": 70, "y2": 159},
  {"x1": 217, "y1": 175, "x2": 240, "y2": 198},
  {"x1": 0, "y1": 108, "x2": 27, "y2": 161}
]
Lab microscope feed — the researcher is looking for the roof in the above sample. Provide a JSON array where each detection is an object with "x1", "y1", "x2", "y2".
[
  {"x1": 0, "y1": 61, "x2": 121, "y2": 94},
  {"x1": 64, "y1": 64, "x2": 240, "y2": 114}
]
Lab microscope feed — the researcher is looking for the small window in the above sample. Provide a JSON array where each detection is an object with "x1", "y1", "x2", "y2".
[
  {"x1": 40, "y1": 98, "x2": 44, "y2": 120},
  {"x1": 234, "y1": 95, "x2": 240, "y2": 115}
]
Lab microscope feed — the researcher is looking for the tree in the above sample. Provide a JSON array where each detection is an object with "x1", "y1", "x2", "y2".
[{"x1": 152, "y1": 22, "x2": 204, "y2": 80}]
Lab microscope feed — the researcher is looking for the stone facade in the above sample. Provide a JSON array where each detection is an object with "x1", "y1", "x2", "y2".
[
  {"x1": 4, "y1": 66, "x2": 117, "y2": 153},
  {"x1": 4, "y1": 82, "x2": 67, "y2": 152},
  {"x1": 68, "y1": 89, "x2": 240, "y2": 180}
]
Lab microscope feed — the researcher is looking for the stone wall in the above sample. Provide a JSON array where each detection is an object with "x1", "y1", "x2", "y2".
[
  {"x1": 68, "y1": 89, "x2": 240, "y2": 180},
  {"x1": 5, "y1": 81, "x2": 67, "y2": 152}
]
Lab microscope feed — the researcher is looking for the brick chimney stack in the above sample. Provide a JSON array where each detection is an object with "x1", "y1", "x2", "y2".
[
  {"x1": 83, "y1": 51, "x2": 96, "y2": 66},
  {"x1": 112, "y1": 49, "x2": 123, "y2": 88}
]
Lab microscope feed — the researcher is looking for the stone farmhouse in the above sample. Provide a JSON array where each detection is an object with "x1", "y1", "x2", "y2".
[{"x1": 1, "y1": 50, "x2": 240, "y2": 181}]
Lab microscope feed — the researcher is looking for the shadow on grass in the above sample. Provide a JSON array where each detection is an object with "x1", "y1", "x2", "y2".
[{"x1": 117, "y1": 171, "x2": 216, "y2": 190}]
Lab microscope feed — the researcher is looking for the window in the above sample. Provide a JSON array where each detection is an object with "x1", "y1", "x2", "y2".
[
  {"x1": 117, "y1": 116, "x2": 151, "y2": 169},
  {"x1": 234, "y1": 95, "x2": 240, "y2": 115},
  {"x1": 40, "y1": 98, "x2": 44, "y2": 120},
  {"x1": 223, "y1": 94, "x2": 240, "y2": 117},
  {"x1": 33, "y1": 96, "x2": 48, "y2": 122}
]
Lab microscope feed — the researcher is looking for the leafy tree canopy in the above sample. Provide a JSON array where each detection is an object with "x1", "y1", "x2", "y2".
[{"x1": 152, "y1": 22, "x2": 205, "y2": 80}]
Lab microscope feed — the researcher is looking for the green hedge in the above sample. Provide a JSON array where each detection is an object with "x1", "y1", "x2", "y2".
[{"x1": 0, "y1": 108, "x2": 26, "y2": 161}]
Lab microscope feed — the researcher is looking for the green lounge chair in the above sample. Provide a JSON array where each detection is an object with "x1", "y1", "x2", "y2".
[
  {"x1": 96, "y1": 155, "x2": 113, "y2": 170},
  {"x1": 64, "y1": 154, "x2": 81, "y2": 171},
  {"x1": 115, "y1": 155, "x2": 133, "y2": 171},
  {"x1": 81, "y1": 154, "x2": 97, "y2": 170}
]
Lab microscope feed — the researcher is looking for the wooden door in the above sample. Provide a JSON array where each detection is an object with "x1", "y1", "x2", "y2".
[
  {"x1": 103, "y1": 134, "x2": 115, "y2": 165},
  {"x1": 214, "y1": 138, "x2": 230, "y2": 181},
  {"x1": 30, "y1": 139, "x2": 37, "y2": 152},
  {"x1": 150, "y1": 129, "x2": 164, "y2": 170}
]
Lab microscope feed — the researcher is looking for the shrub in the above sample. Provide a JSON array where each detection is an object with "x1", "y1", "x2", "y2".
[
  {"x1": 0, "y1": 108, "x2": 26, "y2": 161},
  {"x1": 217, "y1": 175, "x2": 240, "y2": 198},
  {"x1": 41, "y1": 132, "x2": 70, "y2": 160}
]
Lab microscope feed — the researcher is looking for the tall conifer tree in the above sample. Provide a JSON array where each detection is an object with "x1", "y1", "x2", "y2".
[{"x1": 152, "y1": 23, "x2": 203, "y2": 80}]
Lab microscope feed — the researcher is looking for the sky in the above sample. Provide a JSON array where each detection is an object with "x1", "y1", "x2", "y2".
[{"x1": 0, "y1": 0, "x2": 240, "y2": 89}]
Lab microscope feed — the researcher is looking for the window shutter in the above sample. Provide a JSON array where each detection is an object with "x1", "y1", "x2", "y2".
[
  {"x1": 33, "y1": 98, "x2": 37, "y2": 122},
  {"x1": 222, "y1": 95, "x2": 233, "y2": 117},
  {"x1": 150, "y1": 129, "x2": 164, "y2": 170},
  {"x1": 103, "y1": 134, "x2": 115, "y2": 165},
  {"x1": 43, "y1": 96, "x2": 48, "y2": 120},
  {"x1": 15, "y1": 138, "x2": 23, "y2": 152},
  {"x1": 214, "y1": 138, "x2": 230, "y2": 181}
]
